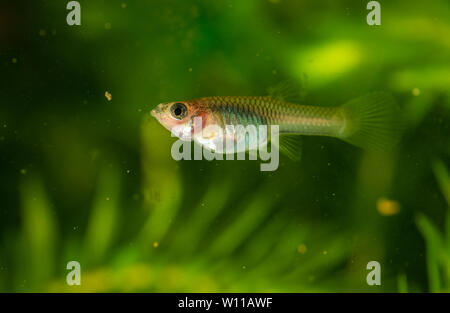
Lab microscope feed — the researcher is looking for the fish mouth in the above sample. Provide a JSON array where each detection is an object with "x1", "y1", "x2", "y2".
[{"x1": 151, "y1": 103, "x2": 166, "y2": 118}]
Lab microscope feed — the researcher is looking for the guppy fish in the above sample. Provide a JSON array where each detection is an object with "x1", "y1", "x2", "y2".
[{"x1": 151, "y1": 85, "x2": 400, "y2": 159}]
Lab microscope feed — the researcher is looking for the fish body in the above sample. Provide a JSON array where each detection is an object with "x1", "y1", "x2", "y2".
[
  {"x1": 198, "y1": 96, "x2": 343, "y2": 135},
  {"x1": 151, "y1": 91, "x2": 400, "y2": 155}
]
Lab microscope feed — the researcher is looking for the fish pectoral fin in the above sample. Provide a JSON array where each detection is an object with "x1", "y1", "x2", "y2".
[
  {"x1": 275, "y1": 134, "x2": 303, "y2": 161},
  {"x1": 266, "y1": 79, "x2": 307, "y2": 104}
]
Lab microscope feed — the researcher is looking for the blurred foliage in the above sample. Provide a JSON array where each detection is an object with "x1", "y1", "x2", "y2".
[{"x1": 0, "y1": 0, "x2": 449, "y2": 292}]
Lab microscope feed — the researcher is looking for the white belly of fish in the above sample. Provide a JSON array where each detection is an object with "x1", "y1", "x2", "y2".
[{"x1": 193, "y1": 125, "x2": 268, "y2": 154}]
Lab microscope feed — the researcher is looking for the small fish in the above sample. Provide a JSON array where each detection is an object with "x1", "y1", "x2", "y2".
[{"x1": 151, "y1": 83, "x2": 400, "y2": 159}]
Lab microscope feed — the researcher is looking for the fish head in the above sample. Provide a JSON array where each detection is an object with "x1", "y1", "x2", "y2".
[{"x1": 151, "y1": 100, "x2": 207, "y2": 141}]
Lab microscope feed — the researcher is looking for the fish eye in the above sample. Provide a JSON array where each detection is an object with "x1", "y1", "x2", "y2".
[{"x1": 170, "y1": 102, "x2": 187, "y2": 120}]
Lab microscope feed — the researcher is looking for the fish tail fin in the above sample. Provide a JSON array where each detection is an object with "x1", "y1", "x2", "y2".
[{"x1": 338, "y1": 92, "x2": 402, "y2": 151}]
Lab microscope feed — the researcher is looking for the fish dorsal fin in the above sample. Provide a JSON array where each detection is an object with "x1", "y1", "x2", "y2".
[
  {"x1": 267, "y1": 78, "x2": 307, "y2": 104},
  {"x1": 277, "y1": 134, "x2": 303, "y2": 161}
]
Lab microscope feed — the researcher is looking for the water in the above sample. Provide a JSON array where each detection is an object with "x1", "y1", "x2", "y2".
[{"x1": 0, "y1": 0, "x2": 449, "y2": 292}]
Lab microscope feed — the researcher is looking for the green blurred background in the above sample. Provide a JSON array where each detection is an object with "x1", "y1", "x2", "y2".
[{"x1": 0, "y1": 0, "x2": 449, "y2": 292}]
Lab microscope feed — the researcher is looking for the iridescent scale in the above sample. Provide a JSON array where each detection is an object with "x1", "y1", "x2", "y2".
[{"x1": 202, "y1": 96, "x2": 344, "y2": 137}]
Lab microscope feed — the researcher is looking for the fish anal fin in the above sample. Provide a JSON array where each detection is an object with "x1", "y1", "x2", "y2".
[{"x1": 277, "y1": 134, "x2": 303, "y2": 161}]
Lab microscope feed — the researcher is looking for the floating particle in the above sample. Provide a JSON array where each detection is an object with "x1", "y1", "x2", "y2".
[
  {"x1": 322, "y1": 250, "x2": 328, "y2": 255},
  {"x1": 39, "y1": 29, "x2": 46, "y2": 36},
  {"x1": 153, "y1": 241, "x2": 159, "y2": 248},
  {"x1": 121, "y1": 3, "x2": 127, "y2": 8},
  {"x1": 105, "y1": 91, "x2": 112, "y2": 101},
  {"x1": 188, "y1": 67, "x2": 192, "y2": 72},
  {"x1": 412, "y1": 88, "x2": 421, "y2": 96},
  {"x1": 106, "y1": 197, "x2": 110, "y2": 201},
  {"x1": 20, "y1": 169, "x2": 27, "y2": 175},
  {"x1": 105, "y1": 22, "x2": 111, "y2": 30},
  {"x1": 12, "y1": 58, "x2": 17, "y2": 64},
  {"x1": 297, "y1": 244, "x2": 307, "y2": 254},
  {"x1": 377, "y1": 197, "x2": 400, "y2": 216}
]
